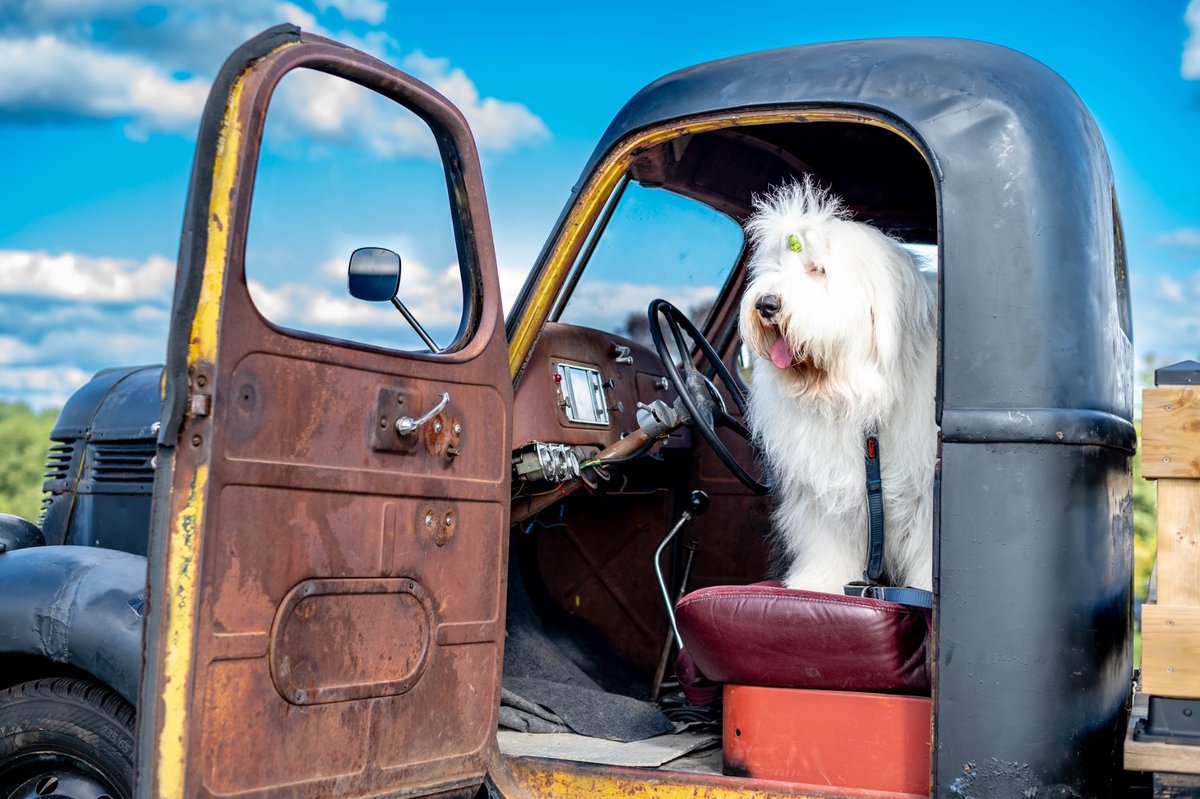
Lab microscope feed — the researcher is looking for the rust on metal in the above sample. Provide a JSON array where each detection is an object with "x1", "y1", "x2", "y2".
[
  {"x1": 270, "y1": 577, "x2": 435, "y2": 705},
  {"x1": 143, "y1": 30, "x2": 513, "y2": 799}
]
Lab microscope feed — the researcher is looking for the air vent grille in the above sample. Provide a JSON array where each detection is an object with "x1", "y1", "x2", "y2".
[
  {"x1": 40, "y1": 438, "x2": 78, "y2": 524},
  {"x1": 90, "y1": 441, "x2": 156, "y2": 485},
  {"x1": 43, "y1": 439, "x2": 75, "y2": 482}
]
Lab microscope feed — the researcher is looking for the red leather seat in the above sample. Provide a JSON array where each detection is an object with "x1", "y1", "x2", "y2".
[{"x1": 674, "y1": 581, "x2": 931, "y2": 703}]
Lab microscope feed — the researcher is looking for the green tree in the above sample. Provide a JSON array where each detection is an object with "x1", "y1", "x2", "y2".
[
  {"x1": 0, "y1": 401, "x2": 58, "y2": 522},
  {"x1": 1133, "y1": 421, "x2": 1156, "y2": 601},
  {"x1": 1133, "y1": 353, "x2": 1164, "y2": 602}
]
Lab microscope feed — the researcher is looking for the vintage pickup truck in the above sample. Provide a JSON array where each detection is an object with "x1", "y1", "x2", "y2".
[{"x1": 0, "y1": 24, "x2": 1160, "y2": 799}]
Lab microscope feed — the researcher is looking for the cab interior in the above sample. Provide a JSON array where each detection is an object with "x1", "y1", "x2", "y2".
[{"x1": 497, "y1": 115, "x2": 939, "y2": 796}]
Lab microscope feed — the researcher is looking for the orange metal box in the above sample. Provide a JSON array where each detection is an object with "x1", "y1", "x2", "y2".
[{"x1": 723, "y1": 685, "x2": 932, "y2": 797}]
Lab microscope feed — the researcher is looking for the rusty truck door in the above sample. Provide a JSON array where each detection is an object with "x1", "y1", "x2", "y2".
[{"x1": 136, "y1": 26, "x2": 512, "y2": 799}]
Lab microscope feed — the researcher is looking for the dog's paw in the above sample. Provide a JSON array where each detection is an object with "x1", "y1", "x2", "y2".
[{"x1": 781, "y1": 570, "x2": 850, "y2": 596}]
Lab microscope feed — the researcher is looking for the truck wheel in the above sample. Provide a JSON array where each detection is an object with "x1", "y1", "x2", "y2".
[{"x1": 0, "y1": 678, "x2": 135, "y2": 799}]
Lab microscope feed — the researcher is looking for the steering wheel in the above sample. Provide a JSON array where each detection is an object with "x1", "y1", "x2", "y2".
[{"x1": 647, "y1": 298, "x2": 770, "y2": 495}]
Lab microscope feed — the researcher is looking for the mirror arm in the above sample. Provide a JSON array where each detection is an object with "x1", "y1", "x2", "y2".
[{"x1": 391, "y1": 297, "x2": 440, "y2": 353}]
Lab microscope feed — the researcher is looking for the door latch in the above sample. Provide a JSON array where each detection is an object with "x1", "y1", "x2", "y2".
[{"x1": 396, "y1": 392, "x2": 449, "y2": 435}]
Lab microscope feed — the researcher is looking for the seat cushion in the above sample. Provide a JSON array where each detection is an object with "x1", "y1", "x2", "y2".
[{"x1": 675, "y1": 581, "x2": 931, "y2": 697}]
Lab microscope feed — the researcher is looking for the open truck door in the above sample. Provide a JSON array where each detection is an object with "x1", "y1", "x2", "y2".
[{"x1": 136, "y1": 25, "x2": 512, "y2": 799}]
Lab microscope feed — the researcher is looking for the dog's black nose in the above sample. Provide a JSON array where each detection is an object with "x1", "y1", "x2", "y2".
[{"x1": 756, "y1": 294, "x2": 781, "y2": 320}]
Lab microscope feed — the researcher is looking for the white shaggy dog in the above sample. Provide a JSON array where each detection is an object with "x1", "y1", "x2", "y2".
[{"x1": 738, "y1": 179, "x2": 937, "y2": 594}]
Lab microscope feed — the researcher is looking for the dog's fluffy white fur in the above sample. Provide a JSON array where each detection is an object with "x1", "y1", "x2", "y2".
[{"x1": 739, "y1": 178, "x2": 937, "y2": 593}]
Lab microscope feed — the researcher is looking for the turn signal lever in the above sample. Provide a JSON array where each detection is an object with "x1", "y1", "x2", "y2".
[{"x1": 654, "y1": 490, "x2": 710, "y2": 649}]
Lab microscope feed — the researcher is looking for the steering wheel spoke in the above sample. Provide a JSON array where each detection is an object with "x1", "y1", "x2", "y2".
[
  {"x1": 648, "y1": 298, "x2": 769, "y2": 495},
  {"x1": 716, "y1": 410, "x2": 750, "y2": 439},
  {"x1": 664, "y1": 313, "x2": 698, "y2": 377}
]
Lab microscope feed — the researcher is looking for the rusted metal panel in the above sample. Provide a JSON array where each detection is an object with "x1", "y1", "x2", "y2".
[
  {"x1": 490, "y1": 752, "x2": 923, "y2": 799},
  {"x1": 271, "y1": 577, "x2": 435, "y2": 705},
  {"x1": 140, "y1": 28, "x2": 511, "y2": 799},
  {"x1": 512, "y1": 322, "x2": 675, "y2": 449}
]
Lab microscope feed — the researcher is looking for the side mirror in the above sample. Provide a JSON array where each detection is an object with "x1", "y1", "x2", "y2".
[
  {"x1": 348, "y1": 247, "x2": 401, "y2": 302},
  {"x1": 348, "y1": 246, "x2": 441, "y2": 353}
]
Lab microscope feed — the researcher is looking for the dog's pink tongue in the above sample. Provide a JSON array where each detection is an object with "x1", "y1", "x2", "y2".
[{"x1": 769, "y1": 337, "x2": 793, "y2": 369}]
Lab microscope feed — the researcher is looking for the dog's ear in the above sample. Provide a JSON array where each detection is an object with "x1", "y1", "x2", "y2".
[{"x1": 869, "y1": 299, "x2": 900, "y2": 368}]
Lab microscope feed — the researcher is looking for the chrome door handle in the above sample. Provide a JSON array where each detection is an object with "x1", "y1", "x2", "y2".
[{"x1": 396, "y1": 392, "x2": 449, "y2": 436}]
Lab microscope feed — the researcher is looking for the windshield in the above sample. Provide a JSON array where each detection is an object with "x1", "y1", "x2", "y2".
[{"x1": 555, "y1": 181, "x2": 744, "y2": 345}]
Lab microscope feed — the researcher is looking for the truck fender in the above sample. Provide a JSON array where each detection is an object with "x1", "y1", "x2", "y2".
[
  {"x1": 0, "y1": 546, "x2": 145, "y2": 705},
  {"x1": 0, "y1": 513, "x2": 44, "y2": 552}
]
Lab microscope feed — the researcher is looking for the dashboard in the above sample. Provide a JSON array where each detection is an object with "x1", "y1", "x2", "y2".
[{"x1": 511, "y1": 322, "x2": 690, "y2": 482}]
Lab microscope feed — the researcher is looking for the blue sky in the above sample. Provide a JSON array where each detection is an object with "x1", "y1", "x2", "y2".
[{"x1": 0, "y1": 0, "x2": 1197, "y2": 407}]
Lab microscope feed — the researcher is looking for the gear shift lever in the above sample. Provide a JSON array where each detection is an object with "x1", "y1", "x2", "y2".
[{"x1": 654, "y1": 490, "x2": 710, "y2": 649}]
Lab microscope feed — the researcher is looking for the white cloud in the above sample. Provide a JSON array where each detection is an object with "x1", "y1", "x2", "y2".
[
  {"x1": 0, "y1": 250, "x2": 175, "y2": 302},
  {"x1": 37, "y1": 327, "x2": 164, "y2": 365},
  {"x1": 1131, "y1": 270, "x2": 1200, "y2": 367},
  {"x1": 130, "y1": 305, "x2": 170, "y2": 322},
  {"x1": 1156, "y1": 228, "x2": 1200, "y2": 249},
  {"x1": 0, "y1": 34, "x2": 209, "y2": 135},
  {"x1": 0, "y1": 0, "x2": 292, "y2": 79},
  {"x1": 0, "y1": 335, "x2": 37, "y2": 364},
  {"x1": 1158, "y1": 275, "x2": 1185, "y2": 303},
  {"x1": 402, "y1": 52, "x2": 550, "y2": 153},
  {"x1": 1186, "y1": 0, "x2": 1200, "y2": 79},
  {"x1": 268, "y1": 55, "x2": 549, "y2": 159},
  {"x1": 0, "y1": 250, "x2": 176, "y2": 408},
  {"x1": 275, "y1": 1, "x2": 319, "y2": 30},
  {"x1": 0, "y1": 3, "x2": 548, "y2": 156},
  {"x1": 270, "y1": 70, "x2": 440, "y2": 159},
  {"x1": 0, "y1": 366, "x2": 94, "y2": 410},
  {"x1": 498, "y1": 265, "x2": 530, "y2": 314},
  {"x1": 246, "y1": 255, "x2": 465, "y2": 343},
  {"x1": 0, "y1": 365, "x2": 91, "y2": 392},
  {"x1": 559, "y1": 281, "x2": 719, "y2": 332},
  {"x1": 314, "y1": 0, "x2": 387, "y2": 24}
]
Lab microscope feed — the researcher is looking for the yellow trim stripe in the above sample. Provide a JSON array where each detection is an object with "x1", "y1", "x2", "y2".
[
  {"x1": 154, "y1": 464, "x2": 208, "y2": 798},
  {"x1": 188, "y1": 80, "x2": 245, "y2": 365},
  {"x1": 498, "y1": 757, "x2": 900, "y2": 799},
  {"x1": 507, "y1": 109, "x2": 924, "y2": 379},
  {"x1": 154, "y1": 75, "x2": 247, "y2": 799}
]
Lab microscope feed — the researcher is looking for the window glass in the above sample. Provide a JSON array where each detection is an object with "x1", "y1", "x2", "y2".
[
  {"x1": 245, "y1": 68, "x2": 464, "y2": 352},
  {"x1": 555, "y1": 182, "x2": 744, "y2": 346}
]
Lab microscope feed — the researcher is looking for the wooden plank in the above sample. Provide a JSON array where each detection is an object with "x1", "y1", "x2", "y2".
[
  {"x1": 1155, "y1": 482, "x2": 1200, "y2": 607},
  {"x1": 1156, "y1": 773, "x2": 1200, "y2": 799},
  {"x1": 1144, "y1": 387, "x2": 1200, "y2": 479},
  {"x1": 1127, "y1": 694, "x2": 1200, "y2": 774},
  {"x1": 1143, "y1": 606, "x2": 1200, "y2": 698}
]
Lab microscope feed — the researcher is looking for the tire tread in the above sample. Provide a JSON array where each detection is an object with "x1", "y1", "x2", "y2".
[{"x1": 0, "y1": 676, "x2": 136, "y2": 797}]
